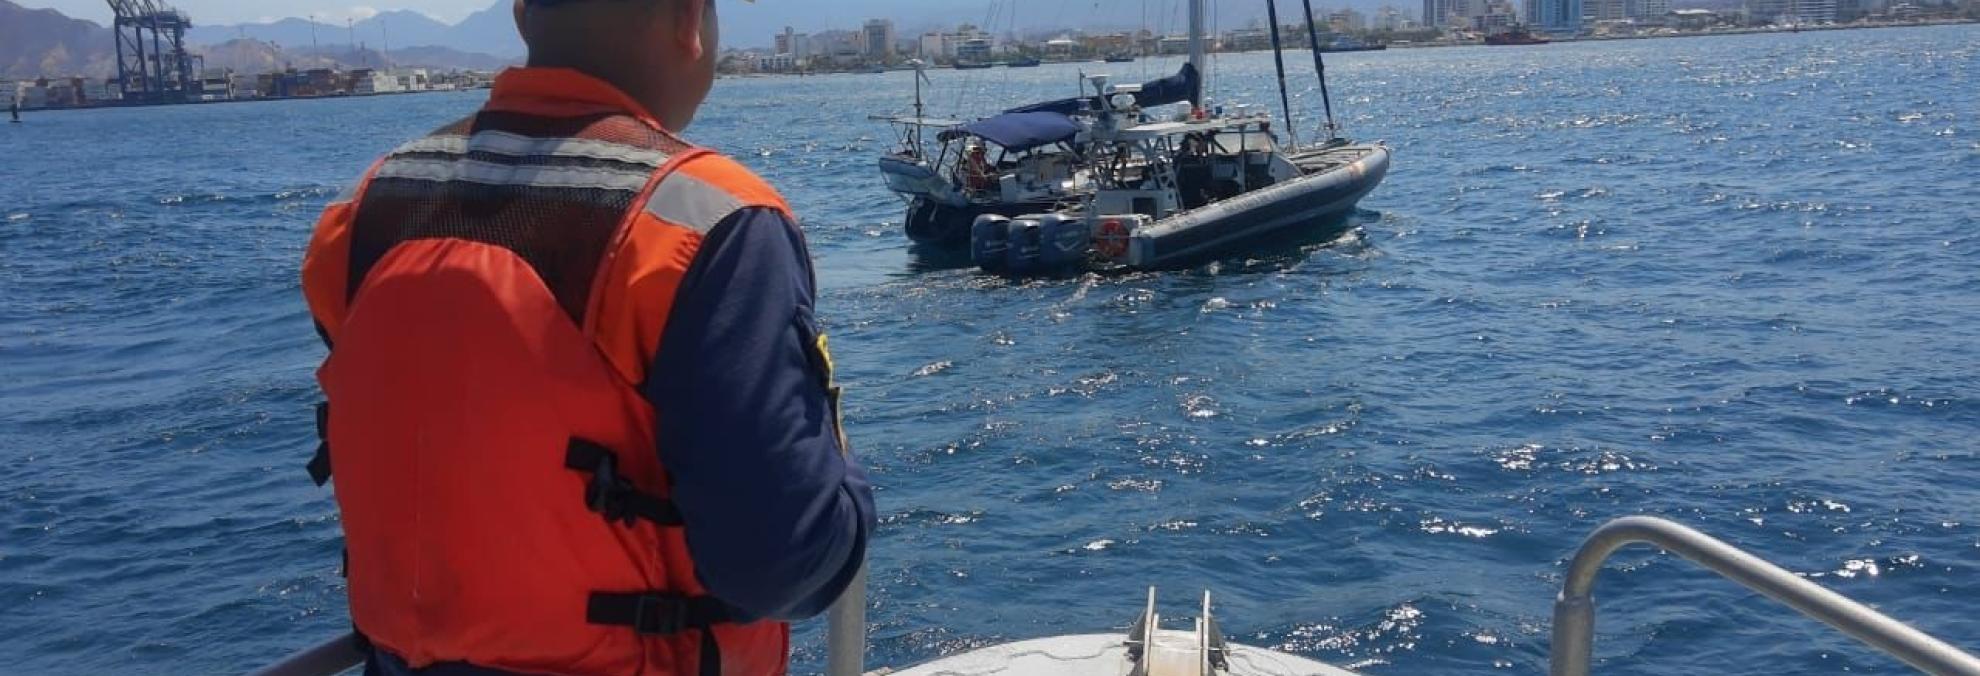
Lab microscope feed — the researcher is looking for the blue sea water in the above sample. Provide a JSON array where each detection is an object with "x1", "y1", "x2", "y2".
[{"x1": 3, "y1": 24, "x2": 1978, "y2": 675}]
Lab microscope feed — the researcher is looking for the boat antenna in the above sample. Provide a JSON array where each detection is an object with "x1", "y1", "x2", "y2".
[
  {"x1": 1264, "y1": 0, "x2": 1300, "y2": 149},
  {"x1": 912, "y1": 59, "x2": 930, "y2": 158},
  {"x1": 1299, "y1": 0, "x2": 1341, "y2": 140}
]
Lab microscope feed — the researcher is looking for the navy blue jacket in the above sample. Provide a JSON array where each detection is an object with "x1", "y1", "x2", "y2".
[{"x1": 645, "y1": 207, "x2": 875, "y2": 621}]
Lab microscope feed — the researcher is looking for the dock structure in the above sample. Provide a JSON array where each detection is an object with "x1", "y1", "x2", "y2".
[{"x1": 106, "y1": 0, "x2": 200, "y2": 104}]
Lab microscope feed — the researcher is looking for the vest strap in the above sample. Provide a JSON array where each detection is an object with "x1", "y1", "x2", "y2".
[
  {"x1": 565, "y1": 439, "x2": 684, "y2": 527},
  {"x1": 585, "y1": 592, "x2": 735, "y2": 636},
  {"x1": 307, "y1": 402, "x2": 333, "y2": 486}
]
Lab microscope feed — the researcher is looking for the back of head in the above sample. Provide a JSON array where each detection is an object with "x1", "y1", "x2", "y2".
[{"x1": 513, "y1": 0, "x2": 724, "y2": 131}]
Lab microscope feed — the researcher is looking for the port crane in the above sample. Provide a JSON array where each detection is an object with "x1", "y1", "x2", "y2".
[{"x1": 106, "y1": 0, "x2": 199, "y2": 103}]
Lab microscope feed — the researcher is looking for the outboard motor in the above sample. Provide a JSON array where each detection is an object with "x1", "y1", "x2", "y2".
[
  {"x1": 970, "y1": 215, "x2": 1012, "y2": 272},
  {"x1": 1005, "y1": 218, "x2": 1045, "y2": 274},
  {"x1": 1035, "y1": 213, "x2": 1092, "y2": 270}
]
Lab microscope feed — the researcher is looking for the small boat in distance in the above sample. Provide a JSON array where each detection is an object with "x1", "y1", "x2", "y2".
[
  {"x1": 1318, "y1": 35, "x2": 1387, "y2": 52},
  {"x1": 1006, "y1": 57, "x2": 1042, "y2": 68},
  {"x1": 1104, "y1": 53, "x2": 1137, "y2": 63},
  {"x1": 1486, "y1": 26, "x2": 1552, "y2": 45},
  {"x1": 953, "y1": 60, "x2": 995, "y2": 70}
]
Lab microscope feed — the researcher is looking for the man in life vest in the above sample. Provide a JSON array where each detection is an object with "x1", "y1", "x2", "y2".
[
  {"x1": 299, "y1": 1, "x2": 876, "y2": 674},
  {"x1": 961, "y1": 143, "x2": 997, "y2": 194}
]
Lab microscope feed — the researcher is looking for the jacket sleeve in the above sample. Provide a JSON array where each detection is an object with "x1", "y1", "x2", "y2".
[{"x1": 644, "y1": 207, "x2": 876, "y2": 622}]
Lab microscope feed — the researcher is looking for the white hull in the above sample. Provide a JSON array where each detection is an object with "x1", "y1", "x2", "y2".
[{"x1": 884, "y1": 633, "x2": 1360, "y2": 676}]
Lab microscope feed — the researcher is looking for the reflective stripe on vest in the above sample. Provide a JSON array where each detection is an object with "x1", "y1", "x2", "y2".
[{"x1": 310, "y1": 110, "x2": 791, "y2": 676}]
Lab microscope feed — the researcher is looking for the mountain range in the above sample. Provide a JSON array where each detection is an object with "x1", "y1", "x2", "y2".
[
  {"x1": 0, "y1": 1, "x2": 114, "y2": 80},
  {"x1": 0, "y1": 0, "x2": 517, "y2": 80},
  {"x1": 184, "y1": 4, "x2": 524, "y2": 60}
]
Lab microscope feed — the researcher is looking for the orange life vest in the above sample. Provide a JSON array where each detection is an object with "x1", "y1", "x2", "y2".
[{"x1": 300, "y1": 68, "x2": 795, "y2": 676}]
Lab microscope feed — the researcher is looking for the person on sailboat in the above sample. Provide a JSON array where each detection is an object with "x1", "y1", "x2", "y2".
[
  {"x1": 298, "y1": 1, "x2": 875, "y2": 674},
  {"x1": 962, "y1": 143, "x2": 996, "y2": 194}
]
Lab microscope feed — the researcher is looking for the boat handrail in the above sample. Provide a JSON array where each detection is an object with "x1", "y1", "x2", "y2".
[
  {"x1": 243, "y1": 632, "x2": 364, "y2": 676},
  {"x1": 1550, "y1": 516, "x2": 1980, "y2": 676},
  {"x1": 827, "y1": 563, "x2": 869, "y2": 676}
]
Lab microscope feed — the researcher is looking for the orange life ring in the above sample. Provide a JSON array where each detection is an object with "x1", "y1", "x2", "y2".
[{"x1": 1095, "y1": 218, "x2": 1130, "y2": 259}]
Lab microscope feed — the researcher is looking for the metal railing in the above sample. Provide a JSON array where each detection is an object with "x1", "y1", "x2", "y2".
[
  {"x1": 244, "y1": 632, "x2": 363, "y2": 676},
  {"x1": 1550, "y1": 516, "x2": 1980, "y2": 676},
  {"x1": 826, "y1": 563, "x2": 869, "y2": 676}
]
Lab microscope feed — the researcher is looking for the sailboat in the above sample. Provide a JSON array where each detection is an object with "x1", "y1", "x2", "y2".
[
  {"x1": 872, "y1": 60, "x2": 1105, "y2": 246},
  {"x1": 964, "y1": 0, "x2": 1390, "y2": 274}
]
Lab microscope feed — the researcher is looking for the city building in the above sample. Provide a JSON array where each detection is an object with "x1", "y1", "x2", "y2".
[
  {"x1": 20, "y1": 83, "x2": 49, "y2": 110},
  {"x1": 1586, "y1": 0, "x2": 1628, "y2": 20},
  {"x1": 863, "y1": 19, "x2": 896, "y2": 59},
  {"x1": 1632, "y1": 0, "x2": 1674, "y2": 19},
  {"x1": 1330, "y1": 8, "x2": 1371, "y2": 31},
  {"x1": 1526, "y1": 0, "x2": 1586, "y2": 32},
  {"x1": 351, "y1": 69, "x2": 402, "y2": 95},
  {"x1": 956, "y1": 37, "x2": 993, "y2": 63},
  {"x1": 1222, "y1": 28, "x2": 1273, "y2": 52},
  {"x1": 1474, "y1": 0, "x2": 1519, "y2": 29},
  {"x1": 1748, "y1": 0, "x2": 1839, "y2": 22},
  {"x1": 1665, "y1": 7, "x2": 1724, "y2": 27},
  {"x1": 1158, "y1": 35, "x2": 1194, "y2": 54},
  {"x1": 776, "y1": 28, "x2": 816, "y2": 58},
  {"x1": 915, "y1": 23, "x2": 995, "y2": 61},
  {"x1": 397, "y1": 69, "x2": 431, "y2": 92},
  {"x1": 759, "y1": 53, "x2": 798, "y2": 72},
  {"x1": 1375, "y1": 6, "x2": 1411, "y2": 31}
]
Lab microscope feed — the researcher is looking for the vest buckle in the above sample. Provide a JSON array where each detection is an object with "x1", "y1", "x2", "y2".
[
  {"x1": 633, "y1": 593, "x2": 691, "y2": 635},
  {"x1": 565, "y1": 439, "x2": 687, "y2": 527}
]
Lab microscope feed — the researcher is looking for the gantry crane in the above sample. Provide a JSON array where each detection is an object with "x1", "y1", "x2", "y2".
[{"x1": 106, "y1": 0, "x2": 198, "y2": 103}]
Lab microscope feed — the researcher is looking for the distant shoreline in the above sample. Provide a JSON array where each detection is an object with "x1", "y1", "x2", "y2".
[
  {"x1": 8, "y1": 18, "x2": 1972, "y2": 110},
  {"x1": 720, "y1": 18, "x2": 1976, "y2": 78}
]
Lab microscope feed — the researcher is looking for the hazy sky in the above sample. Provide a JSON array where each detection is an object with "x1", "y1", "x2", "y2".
[
  {"x1": 18, "y1": 1, "x2": 1286, "y2": 49},
  {"x1": 20, "y1": 0, "x2": 495, "y2": 24}
]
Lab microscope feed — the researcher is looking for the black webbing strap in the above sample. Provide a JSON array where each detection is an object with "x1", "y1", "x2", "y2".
[
  {"x1": 585, "y1": 592, "x2": 735, "y2": 636},
  {"x1": 307, "y1": 402, "x2": 333, "y2": 486},
  {"x1": 699, "y1": 626, "x2": 721, "y2": 676},
  {"x1": 564, "y1": 439, "x2": 685, "y2": 527}
]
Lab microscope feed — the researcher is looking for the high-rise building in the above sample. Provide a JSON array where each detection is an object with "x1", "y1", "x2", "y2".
[
  {"x1": 775, "y1": 27, "x2": 795, "y2": 55},
  {"x1": 1525, "y1": 0, "x2": 1585, "y2": 31},
  {"x1": 1330, "y1": 8, "x2": 1370, "y2": 31},
  {"x1": 1630, "y1": 0, "x2": 1672, "y2": 19},
  {"x1": 1747, "y1": 0, "x2": 1837, "y2": 22},
  {"x1": 1424, "y1": 0, "x2": 1443, "y2": 26},
  {"x1": 1376, "y1": 5, "x2": 1408, "y2": 30},
  {"x1": 1586, "y1": 0, "x2": 1628, "y2": 20},
  {"x1": 863, "y1": 19, "x2": 896, "y2": 59}
]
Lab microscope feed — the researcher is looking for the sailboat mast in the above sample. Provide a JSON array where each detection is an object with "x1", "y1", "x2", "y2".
[
  {"x1": 1300, "y1": 0, "x2": 1341, "y2": 139},
  {"x1": 912, "y1": 63, "x2": 925, "y2": 158},
  {"x1": 1188, "y1": 0, "x2": 1206, "y2": 107},
  {"x1": 1265, "y1": 0, "x2": 1300, "y2": 149}
]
